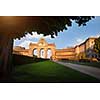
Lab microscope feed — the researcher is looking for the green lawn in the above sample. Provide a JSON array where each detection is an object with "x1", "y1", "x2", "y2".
[{"x1": 11, "y1": 60, "x2": 100, "y2": 82}]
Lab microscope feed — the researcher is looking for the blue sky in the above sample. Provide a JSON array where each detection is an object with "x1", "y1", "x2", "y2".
[{"x1": 14, "y1": 16, "x2": 100, "y2": 49}]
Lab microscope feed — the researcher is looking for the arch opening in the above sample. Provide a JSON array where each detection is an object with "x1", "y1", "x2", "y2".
[
  {"x1": 33, "y1": 48, "x2": 38, "y2": 57},
  {"x1": 47, "y1": 49, "x2": 52, "y2": 59},
  {"x1": 40, "y1": 48, "x2": 45, "y2": 58}
]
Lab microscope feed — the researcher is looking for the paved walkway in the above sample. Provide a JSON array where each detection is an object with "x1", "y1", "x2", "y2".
[{"x1": 54, "y1": 61, "x2": 100, "y2": 80}]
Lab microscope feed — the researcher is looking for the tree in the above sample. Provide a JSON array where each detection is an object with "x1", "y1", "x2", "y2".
[
  {"x1": 94, "y1": 36, "x2": 100, "y2": 55},
  {"x1": 0, "y1": 16, "x2": 94, "y2": 79}
]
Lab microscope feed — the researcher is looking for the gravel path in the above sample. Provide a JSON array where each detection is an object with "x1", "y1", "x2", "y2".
[{"x1": 54, "y1": 61, "x2": 100, "y2": 80}]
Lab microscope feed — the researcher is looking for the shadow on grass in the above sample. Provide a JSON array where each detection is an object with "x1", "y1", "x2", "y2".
[
  {"x1": 12, "y1": 54, "x2": 49, "y2": 66},
  {"x1": 10, "y1": 71, "x2": 100, "y2": 83},
  {"x1": 10, "y1": 60, "x2": 100, "y2": 83}
]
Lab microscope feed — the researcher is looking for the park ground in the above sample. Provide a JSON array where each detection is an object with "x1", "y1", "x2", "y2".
[{"x1": 10, "y1": 60, "x2": 100, "y2": 83}]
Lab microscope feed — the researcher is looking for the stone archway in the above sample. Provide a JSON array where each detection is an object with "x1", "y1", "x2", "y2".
[
  {"x1": 28, "y1": 38, "x2": 56, "y2": 59},
  {"x1": 33, "y1": 48, "x2": 38, "y2": 56},
  {"x1": 47, "y1": 48, "x2": 52, "y2": 59},
  {"x1": 40, "y1": 48, "x2": 45, "y2": 58}
]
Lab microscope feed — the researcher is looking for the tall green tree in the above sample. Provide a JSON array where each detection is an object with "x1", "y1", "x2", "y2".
[
  {"x1": 0, "y1": 16, "x2": 94, "y2": 79},
  {"x1": 94, "y1": 36, "x2": 100, "y2": 55}
]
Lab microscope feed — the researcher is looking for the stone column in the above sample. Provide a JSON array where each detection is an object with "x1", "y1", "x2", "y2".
[
  {"x1": 44, "y1": 49, "x2": 47, "y2": 58},
  {"x1": 51, "y1": 48, "x2": 56, "y2": 60},
  {"x1": 37, "y1": 48, "x2": 40, "y2": 58}
]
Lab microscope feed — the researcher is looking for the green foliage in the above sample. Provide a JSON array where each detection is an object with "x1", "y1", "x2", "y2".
[
  {"x1": 94, "y1": 37, "x2": 100, "y2": 54},
  {"x1": 0, "y1": 16, "x2": 94, "y2": 38}
]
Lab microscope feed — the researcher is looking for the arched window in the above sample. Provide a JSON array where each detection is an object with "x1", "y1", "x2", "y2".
[
  {"x1": 47, "y1": 49, "x2": 52, "y2": 59},
  {"x1": 40, "y1": 48, "x2": 45, "y2": 58}
]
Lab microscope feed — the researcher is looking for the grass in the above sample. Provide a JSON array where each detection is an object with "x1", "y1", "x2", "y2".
[
  {"x1": 11, "y1": 60, "x2": 100, "y2": 82},
  {"x1": 12, "y1": 54, "x2": 49, "y2": 66}
]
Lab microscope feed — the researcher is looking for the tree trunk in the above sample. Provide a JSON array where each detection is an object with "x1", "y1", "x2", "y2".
[{"x1": 0, "y1": 34, "x2": 13, "y2": 80}]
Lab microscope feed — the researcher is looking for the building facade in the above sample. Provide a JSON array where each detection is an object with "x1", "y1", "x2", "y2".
[
  {"x1": 55, "y1": 48, "x2": 75, "y2": 60},
  {"x1": 28, "y1": 38, "x2": 56, "y2": 60},
  {"x1": 74, "y1": 37, "x2": 98, "y2": 59},
  {"x1": 13, "y1": 37, "x2": 98, "y2": 60}
]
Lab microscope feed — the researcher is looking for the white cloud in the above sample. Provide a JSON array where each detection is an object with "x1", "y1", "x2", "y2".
[
  {"x1": 89, "y1": 33, "x2": 100, "y2": 38},
  {"x1": 73, "y1": 33, "x2": 100, "y2": 47},
  {"x1": 76, "y1": 38, "x2": 84, "y2": 43},
  {"x1": 25, "y1": 32, "x2": 56, "y2": 40},
  {"x1": 73, "y1": 38, "x2": 85, "y2": 46},
  {"x1": 18, "y1": 40, "x2": 37, "y2": 49},
  {"x1": 14, "y1": 32, "x2": 56, "y2": 49},
  {"x1": 95, "y1": 34, "x2": 100, "y2": 38}
]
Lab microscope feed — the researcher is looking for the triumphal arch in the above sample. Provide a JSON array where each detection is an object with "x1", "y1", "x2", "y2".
[{"x1": 28, "y1": 38, "x2": 56, "y2": 59}]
